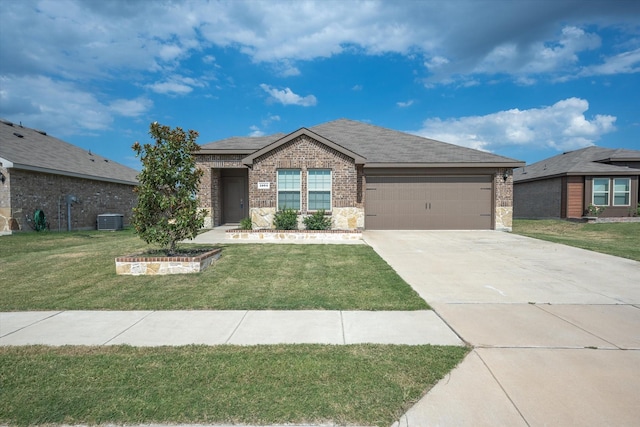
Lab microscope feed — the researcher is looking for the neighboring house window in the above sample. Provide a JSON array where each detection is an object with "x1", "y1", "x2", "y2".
[
  {"x1": 277, "y1": 169, "x2": 301, "y2": 210},
  {"x1": 613, "y1": 178, "x2": 630, "y2": 206},
  {"x1": 592, "y1": 178, "x2": 610, "y2": 206},
  {"x1": 308, "y1": 169, "x2": 332, "y2": 211}
]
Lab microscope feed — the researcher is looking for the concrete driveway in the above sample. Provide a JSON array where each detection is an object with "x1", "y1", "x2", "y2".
[{"x1": 364, "y1": 230, "x2": 640, "y2": 427}]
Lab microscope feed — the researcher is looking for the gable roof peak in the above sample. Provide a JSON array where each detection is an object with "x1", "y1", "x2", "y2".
[{"x1": 241, "y1": 126, "x2": 367, "y2": 166}]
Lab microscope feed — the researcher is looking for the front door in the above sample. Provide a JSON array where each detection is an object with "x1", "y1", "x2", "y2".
[{"x1": 222, "y1": 175, "x2": 247, "y2": 223}]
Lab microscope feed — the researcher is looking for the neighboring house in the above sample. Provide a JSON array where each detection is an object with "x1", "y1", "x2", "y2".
[
  {"x1": 0, "y1": 119, "x2": 139, "y2": 233},
  {"x1": 513, "y1": 146, "x2": 640, "y2": 219},
  {"x1": 195, "y1": 119, "x2": 524, "y2": 231}
]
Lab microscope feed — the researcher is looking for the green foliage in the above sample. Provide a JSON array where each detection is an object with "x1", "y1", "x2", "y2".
[
  {"x1": 303, "y1": 209, "x2": 332, "y2": 230},
  {"x1": 0, "y1": 231, "x2": 430, "y2": 311},
  {"x1": 512, "y1": 219, "x2": 640, "y2": 262},
  {"x1": 131, "y1": 122, "x2": 205, "y2": 255},
  {"x1": 274, "y1": 208, "x2": 298, "y2": 230},
  {"x1": 585, "y1": 204, "x2": 606, "y2": 217},
  {"x1": 239, "y1": 217, "x2": 252, "y2": 230}
]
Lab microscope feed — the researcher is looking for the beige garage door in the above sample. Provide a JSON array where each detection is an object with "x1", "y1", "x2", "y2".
[{"x1": 365, "y1": 176, "x2": 493, "y2": 230}]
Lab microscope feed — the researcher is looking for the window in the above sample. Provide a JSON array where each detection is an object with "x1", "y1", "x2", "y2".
[
  {"x1": 308, "y1": 169, "x2": 331, "y2": 211},
  {"x1": 277, "y1": 169, "x2": 300, "y2": 210},
  {"x1": 592, "y1": 178, "x2": 610, "y2": 206},
  {"x1": 613, "y1": 178, "x2": 630, "y2": 206}
]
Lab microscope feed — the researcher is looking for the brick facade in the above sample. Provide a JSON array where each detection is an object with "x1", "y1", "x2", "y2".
[
  {"x1": 195, "y1": 154, "x2": 244, "y2": 227},
  {"x1": 0, "y1": 168, "x2": 137, "y2": 232},
  {"x1": 194, "y1": 135, "x2": 517, "y2": 231},
  {"x1": 249, "y1": 135, "x2": 361, "y2": 212},
  {"x1": 194, "y1": 136, "x2": 364, "y2": 229}
]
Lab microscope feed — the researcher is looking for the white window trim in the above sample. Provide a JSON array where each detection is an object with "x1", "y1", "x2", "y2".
[
  {"x1": 592, "y1": 177, "x2": 610, "y2": 207},
  {"x1": 307, "y1": 169, "x2": 332, "y2": 212},
  {"x1": 613, "y1": 177, "x2": 631, "y2": 207},
  {"x1": 277, "y1": 169, "x2": 301, "y2": 210}
]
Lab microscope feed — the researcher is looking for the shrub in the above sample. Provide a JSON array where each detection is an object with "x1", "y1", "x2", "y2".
[
  {"x1": 303, "y1": 209, "x2": 332, "y2": 230},
  {"x1": 239, "y1": 217, "x2": 252, "y2": 230},
  {"x1": 131, "y1": 122, "x2": 205, "y2": 256},
  {"x1": 585, "y1": 204, "x2": 606, "y2": 217},
  {"x1": 274, "y1": 209, "x2": 298, "y2": 230}
]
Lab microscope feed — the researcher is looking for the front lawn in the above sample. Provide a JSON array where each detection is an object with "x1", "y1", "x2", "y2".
[
  {"x1": 0, "y1": 229, "x2": 428, "y2": 311},
  {"x1": 0, "y1": 229, "x2": 452, "y2": 427},
  {"x1": 0, "y1": 345, "x2": 468, "y2": 427},
  {"x1": 512, "y1": 219, "x2": 640, "y2": 262}
]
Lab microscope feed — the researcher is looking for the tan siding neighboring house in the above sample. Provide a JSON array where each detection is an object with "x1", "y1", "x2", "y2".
[{"x1": 566, "y1": 176, "x2": 585, "y2": 218}]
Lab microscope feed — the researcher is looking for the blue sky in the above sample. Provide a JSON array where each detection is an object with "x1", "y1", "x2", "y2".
[{"x1": 1, "y1": 0, "x2": 639, "y2": 170}]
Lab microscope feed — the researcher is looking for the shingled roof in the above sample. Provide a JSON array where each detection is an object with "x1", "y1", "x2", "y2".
[
  {"x1": 0, "y1": 119, "x2": 138, "y2": 185},
  {"x1": 200, "y1": 118, "x2": 524, "y2": 167},
  {"x1": 513, "y1": 146, "x2": 640, "y2": 183}
]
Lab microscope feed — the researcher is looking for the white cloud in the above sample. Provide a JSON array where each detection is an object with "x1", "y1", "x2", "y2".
[
  {"x1": 578, "y1": 47, "x2": 640, "y2": 77},
  {"x1": 248, "y1": 115, "x2": 282, "y2": 137},
  {"x1": 262, "y1": 115, "x2": 281, "y2": 126},
  {"x1": 0, "y1": 75, "x2": 112, "y2": 135},
  {"x1": 1, "y1": 0, "x2": 638, "y2": 88},
  {"x1": 109, "y1": 97, "x2": 153, "y2": 117},
  {"x1": 424, "y1": 56, "x2": 450, "y2": 71},
  {"x1": 146, "y1": 75, "x2": 207, "y2": 95},
  {"x1": 158, "y1": 44, "x2": 185, "y2": 62},
  {"x1": 412, "y1": 98, "x2": 616, "y2": 152},
  {"x1": 260, "y1": 84, "x2": 317, "y2": 107},
  {"x1": 147, "y1": 81, "x2": 193, "y2": 95},
  {"x1": 397, "y1": 100, "x2": 414, "y2": 108},
  {"x1": 249, "y1": 125, "x2": 264, "y2": 137}
]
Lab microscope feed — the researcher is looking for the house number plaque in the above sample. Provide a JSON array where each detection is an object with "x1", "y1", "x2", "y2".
[{"x1": 257, "y1": 182, "x2": 270, "y2": 189}]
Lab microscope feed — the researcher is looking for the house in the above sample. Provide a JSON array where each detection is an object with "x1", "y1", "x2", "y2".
[
  {"x1": 195, "y1": 119, "x2": 524, "y2": 231},
  {"x1": 513, "y1": 146, "x2": 640, "y2": 219},
  {"x1": 0, "y1": 119, "x2": 138, "y2": 233}
]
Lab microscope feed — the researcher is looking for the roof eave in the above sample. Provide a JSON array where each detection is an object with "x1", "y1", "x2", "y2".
[
  {"x1": 514, "y1": 169, "x2": 640, "y2": 183},
  {"x1": 365, "y1": 161, "x2": 526, "y2": 168},
  {"x1": 6, "y1": 163, "x2": 138, "y2": 186},
  {"x1": 196, "y1": 148, "x2": 257, "y2": 155},
  {"x1": 597, "y1": 157, "x2": 640, "y2": 163}
]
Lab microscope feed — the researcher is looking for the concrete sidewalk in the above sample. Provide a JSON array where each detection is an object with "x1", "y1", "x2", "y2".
[{"x1": 0, "y1": 310, "x2": 463, "y2": 347}]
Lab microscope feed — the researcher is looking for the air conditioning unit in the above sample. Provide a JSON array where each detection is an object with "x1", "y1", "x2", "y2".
[{"x1": 97, "y1": 214, "x2": 124, "y2": 231}]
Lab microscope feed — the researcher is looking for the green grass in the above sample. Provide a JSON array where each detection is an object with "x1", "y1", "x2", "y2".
[
  {"x1": 0, "y1": 344, "x2": 468, "y2": 427},
  {"x1": 512, "y1": 219, "x2": 640, "y2": 262},
  {"x1": 0, "y1": 229, "x2": 428, "y2": 311}
]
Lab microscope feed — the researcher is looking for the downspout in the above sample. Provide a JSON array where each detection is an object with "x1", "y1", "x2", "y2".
[{"x1": 66, "y1": 195, "x2": 77, "y2": 231}]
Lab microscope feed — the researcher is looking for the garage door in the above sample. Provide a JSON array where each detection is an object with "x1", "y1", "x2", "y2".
[{"x1": 365, "y1": 176, "x2": 493, "y2": 230}]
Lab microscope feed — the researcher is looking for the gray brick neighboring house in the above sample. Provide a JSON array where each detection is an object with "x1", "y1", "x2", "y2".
[
  {"x1": 513, "y1": 147, "x2": 640, "y2": 219},
  {"x1": 195, "y1": 119, "x2": 525, "y2": 231},
  {"x1": 0, "y1": 119, "x2": 138, "y2": 233}
]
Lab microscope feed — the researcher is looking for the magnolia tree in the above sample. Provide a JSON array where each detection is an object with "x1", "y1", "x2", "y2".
[{"x1": 131, "y1": 122, "x2": 205, "y2": 256}]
